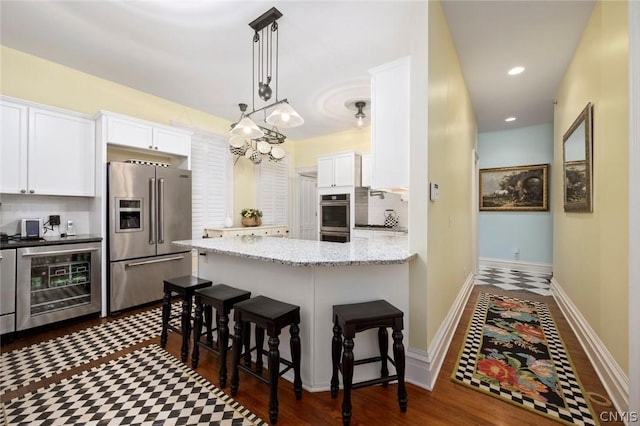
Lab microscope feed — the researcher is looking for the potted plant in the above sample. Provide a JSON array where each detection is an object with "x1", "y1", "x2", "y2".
[{"x1": 241, "y1": 208, "x2": 263, "y2": 227}]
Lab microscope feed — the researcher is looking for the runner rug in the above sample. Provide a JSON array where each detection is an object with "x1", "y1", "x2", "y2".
[
  {"x1": 2, "y1": 344, "x2": 265, "y2": 425},
  {"x1": 452, "y1": 293, "x2": 598, "y2": 426},
  {"x1": 1, "y1": 303, "x2": 180, "y2": 397}
]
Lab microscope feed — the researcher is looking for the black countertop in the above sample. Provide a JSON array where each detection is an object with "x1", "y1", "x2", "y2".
[{"x1": 0, "y1": 234, "x2": 102, "y2": 250}]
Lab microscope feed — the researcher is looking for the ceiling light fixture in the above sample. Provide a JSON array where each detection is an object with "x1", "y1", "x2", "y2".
[
  {"x1": 229, "y1": 7, "x2": 303, "y2": 164},
  {"x1": 354, "y1": 101, "x2": 366, "y2": 127},
  {"x1": 505, "y1": 116, "x2": 517, "y2": 122},
  {"x1": 508, "y1": 66, "x2": 525, "y2": 76}
]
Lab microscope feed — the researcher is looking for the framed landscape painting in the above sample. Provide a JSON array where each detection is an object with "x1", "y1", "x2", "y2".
[{"x1": 479, "y1": 164, "x2": 550, "y2": 211}]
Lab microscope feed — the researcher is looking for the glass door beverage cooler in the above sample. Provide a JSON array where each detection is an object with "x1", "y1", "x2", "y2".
[{"x1": 16, "y1": 242, "x2": 101, "y2": 331}]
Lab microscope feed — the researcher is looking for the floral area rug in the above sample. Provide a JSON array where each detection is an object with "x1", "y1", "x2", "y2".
[{"x1": 452, "y1": 293, "x2": 598, "y2": 425}]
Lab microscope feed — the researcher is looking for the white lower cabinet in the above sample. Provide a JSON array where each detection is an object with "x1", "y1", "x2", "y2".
[
  {"x1": 1, "y1": 97, "x2": 95, "y2": 196},
  {"x1": 204, "y1": 225, "x2": 289, "y2": 238}
]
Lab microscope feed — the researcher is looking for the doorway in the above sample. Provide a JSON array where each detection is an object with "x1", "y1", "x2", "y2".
[{"x1": 296, "y1": 169, "x2": 318, "y2": 240}]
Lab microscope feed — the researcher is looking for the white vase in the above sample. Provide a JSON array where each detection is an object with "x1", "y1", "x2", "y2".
[{"x1": 224, "y1": 216, "x2": 233, "y2": 228}]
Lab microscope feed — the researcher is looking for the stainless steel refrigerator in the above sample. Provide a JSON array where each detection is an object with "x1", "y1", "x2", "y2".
[{"x1": 107, "y1": 161, "x2": 192, "y2": 313}]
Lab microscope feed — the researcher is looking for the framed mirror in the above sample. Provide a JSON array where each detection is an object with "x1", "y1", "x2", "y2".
[{"x1": 563, "y1": 102, "x2": 593, "y2": 212}]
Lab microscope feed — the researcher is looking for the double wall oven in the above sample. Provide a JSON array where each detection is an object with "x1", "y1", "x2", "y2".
[{"x1": 319, "y1": 193, "x2": 350, "y2": 243}]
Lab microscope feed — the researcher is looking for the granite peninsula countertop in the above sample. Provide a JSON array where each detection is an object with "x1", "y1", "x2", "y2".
[{"x1": 174, "y1": 236, "x2": 416, "y2": 267}]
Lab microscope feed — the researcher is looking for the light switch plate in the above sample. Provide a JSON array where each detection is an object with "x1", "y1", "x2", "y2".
[{"x1": 430, "y1": 182, "x2": 439, "y2": 201}]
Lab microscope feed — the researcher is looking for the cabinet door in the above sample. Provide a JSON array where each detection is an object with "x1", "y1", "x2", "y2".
[
  {"x1": 333, "y1": 153, "x2": 355, "y2": 187},
  {"x1": 370, "y1": 57, "x2": 410, "y2": 190},
  {"x1": 361, "y1": 153, "x2": 372, "y2": 187},
  {"x1": 152, "y1": 127, "x2": 190, "y2": 156},
  {"x1": 317, "y1": 156, "x2": 335, "y2": 188},
  {"x1": 0, "y1": 100, "x2": 28, "y2": 194},
  {"x1": 106, "y1": 115, "x2": 153, "y2": 150},
  {"x1": 28, "y1": 108, "x2": 96, "y2": 196}
]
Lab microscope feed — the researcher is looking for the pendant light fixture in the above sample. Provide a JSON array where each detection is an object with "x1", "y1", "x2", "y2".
[
  {"x1": 354, "y1": 101, "x2": 366, "y2": 127},
  {"x1": 229, "y1": 7, "x2": 303, "y2": 164}
]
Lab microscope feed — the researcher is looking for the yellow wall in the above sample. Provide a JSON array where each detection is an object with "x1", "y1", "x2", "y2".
[
  {"x1": 423, "y1": 1, "x2": 477, "y2": 346},
  {"x1": 553, "y1": 0, "x2": 629, "y2": 372},
  {"x1": 0, "y1": 46, "x2": 310, "y2": 223},
  {"x1": 294, "y1": 127, "x2": 370, "y2": 169}
]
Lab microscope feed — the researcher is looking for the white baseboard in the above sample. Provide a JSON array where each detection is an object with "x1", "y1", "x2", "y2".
[
  {"x1": 551, "y1": 278, "x2": 629, "y2": 415},
  {"x1": 479, "y1": 257, "x2": 553, "y2": 275},
  {"x1": 406, "y1": 272, "x2": 475, "y2": 390}
]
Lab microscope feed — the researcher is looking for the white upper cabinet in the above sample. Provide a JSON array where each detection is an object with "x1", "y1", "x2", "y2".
[
  {"x1": 361, "y1": 153, "x2": 372, "y2": 188},
  {"x1": 1, "y1": 100, "x2": 28, "y2": 194},
  {"x1": 102, "y1": 112, "x2": 191, "y2": 158},
  {"x1": 317, "y1": 152, "x2": 361, "y2": 188},
  {"x1": 369, "y1": 56, "x2": 410, "y2": 191},
  {"x1": 1, "y1": 97, "x2": 95, "y2": 197}
]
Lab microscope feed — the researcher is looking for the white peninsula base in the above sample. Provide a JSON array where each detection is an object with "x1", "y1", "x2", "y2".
[{"x1": 198, "y1": 251, "x2": 410, "y2": 392}]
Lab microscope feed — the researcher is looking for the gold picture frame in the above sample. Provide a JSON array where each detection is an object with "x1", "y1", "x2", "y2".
[{"x1": 479, "y1": 164, "x2": 550, "y2": 211}]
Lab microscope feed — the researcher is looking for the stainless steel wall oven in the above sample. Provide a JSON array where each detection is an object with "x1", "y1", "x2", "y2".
[
  {"x1": 16, "y1": 242, "x2": 101, "y2": 331},
  {"x1": 319, "y1": 193, "x2": 350, "y2": 242}
]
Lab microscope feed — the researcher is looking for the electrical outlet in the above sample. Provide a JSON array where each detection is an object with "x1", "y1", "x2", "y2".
[{"x1": 49, "y1": 215, "x2": 61, "y2": 225}]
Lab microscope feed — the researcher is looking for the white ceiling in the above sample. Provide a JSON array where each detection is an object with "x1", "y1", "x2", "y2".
[{"x1": 0, "y1": 1, "x2": 595, "y2": 139}]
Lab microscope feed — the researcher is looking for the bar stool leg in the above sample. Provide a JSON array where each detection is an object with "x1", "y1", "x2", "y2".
[
  {"x1": 378, "y1": 327, "x2": 389, "y2": 387},
  {"x1": 180, "y1": 296, "x2": 192, "y2": 362},
  {"x1": 393, "y1": 329, "x2": 408, "y2": 412},
  {"x1": 330, "y1": 323, "x2": 342, "y2": 398},
  {"x1": 205, "y1": 306, "x2": 214, "y2": 346},
  {"x1": 268, "y1": 335, "x2": 280, "y2": 424},
  {"x1": 290, "y1": 323, "x2": 302, "y2": 400},
  {"x1": 218, "y1": 311, "x2": 230, "y2": 388},
  {"x1": 255, "y1": 326, "x2": 265, "y2": 375},
  {"x1": 341, "y1": 338, "x2": 355, "y2": 426},
  {"x1": 230, "y1": 320, "x2": 243, "y2": 397},
  {"x1": 243, "y1": 322, "x2": 252, "y2": 368},
  {"x1": 191, "y1": 298, "x2": 203, "y2": 367},
  {"x1": 160, "y1": 290, "x2": 171, "y2": 348}
]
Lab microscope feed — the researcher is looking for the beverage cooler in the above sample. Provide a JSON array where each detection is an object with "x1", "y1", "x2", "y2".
[{"x1": 16, "y1": 242, "x2": 101, "y2": 331}]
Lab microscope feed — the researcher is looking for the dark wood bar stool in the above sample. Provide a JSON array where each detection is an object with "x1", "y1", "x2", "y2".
[
  {"x1": 160, "y1": 275, "x2": 212, "y2": 362},
  {"x1": 230, "y1": 295, "x2": 302, "y2": 424},
  {"x1": 191, "y1": 284, "x2": 252, "y2": 388},
  {"x1": 331, "y1": 299, "x2": 407, "y2": 426}
]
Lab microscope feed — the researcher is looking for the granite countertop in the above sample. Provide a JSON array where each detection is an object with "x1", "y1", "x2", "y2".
[
  {"x1": 0, "y1": 234, "x2": 103, "y2": 250},
  {"x1": 174, "y1": 236, "x2": 415, "y2": 267}
]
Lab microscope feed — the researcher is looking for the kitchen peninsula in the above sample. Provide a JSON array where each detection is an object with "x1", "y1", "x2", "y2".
[{"x1": 174, "y1": 236, "x2": 415, "y2": 392}]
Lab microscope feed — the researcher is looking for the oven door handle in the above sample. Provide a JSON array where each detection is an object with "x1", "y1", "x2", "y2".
[
  {"x1": 319, "y1": 201, "x2": 350, "y2": 207},
  {"x1": 21, "y1": 247, "x2": 100, "y2": 257}
]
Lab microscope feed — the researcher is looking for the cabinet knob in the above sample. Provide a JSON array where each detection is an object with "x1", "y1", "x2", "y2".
[
  {"x1": 29, "y1": 189, "x2": 35, "y2": 194},
  {"x1": 21, "y1": 189, "x2": 26, "y2": 193},
  {"x1": 154, "y1": 146, "x2": 158, "y2": 150},
  {"x1": 149, "y1": 145, "x2": 153, "y2": 149}
]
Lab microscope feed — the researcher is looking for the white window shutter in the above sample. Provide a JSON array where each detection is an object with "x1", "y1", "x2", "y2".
[
  {"x1": 190, "y1": 131, "x2": 232, "y2": 238},
  {"x1": 257, "y1": 157, "x2": 288, "y2": 226}
]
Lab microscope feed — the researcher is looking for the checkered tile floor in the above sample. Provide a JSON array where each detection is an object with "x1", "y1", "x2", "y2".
[
  {"x1": 1, "y1": 303, "x2": 181, "y2": 397},
  {"x1": 3, "y1": 345, "x2": 265, "y2": 425},
  {"x1": 474, "y1": 266, "x2": 552, "y2": 296}
]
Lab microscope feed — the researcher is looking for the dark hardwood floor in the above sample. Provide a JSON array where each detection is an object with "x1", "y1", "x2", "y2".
[{"x1": 1, "y1": 286, "x2": 621, "y2": 425}]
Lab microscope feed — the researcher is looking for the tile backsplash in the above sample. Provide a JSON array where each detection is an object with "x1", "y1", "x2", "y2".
[
  {"x1": 368, "y1": 192, "x2": 408, "y2": 228},
  {"x1": 0, "y1": 194, "x2": 92, "y2": 237}
]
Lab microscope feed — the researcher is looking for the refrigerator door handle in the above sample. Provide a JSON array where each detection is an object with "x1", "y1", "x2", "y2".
[
  {"x1": 124, "y1": 255, "x2": 185, "y2": 267},
  {"x1": 149, "y1": 177, "x2": 156, "y2": 245},
  {"x1": 158, "y1": 178, "x2": 165, "y2": 244}
]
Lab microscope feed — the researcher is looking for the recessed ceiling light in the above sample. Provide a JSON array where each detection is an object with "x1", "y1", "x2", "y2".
[
  {"x1": 505, "y1": 117, "x2": 516, "y2": 122},
  {"x1": 508, "y1": 66, "x2": 525, "y2": 76}
]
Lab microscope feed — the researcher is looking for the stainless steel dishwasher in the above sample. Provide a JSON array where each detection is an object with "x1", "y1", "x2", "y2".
[{"x1": 16, "y1": 242, "x2": 101, "y2": 331}]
